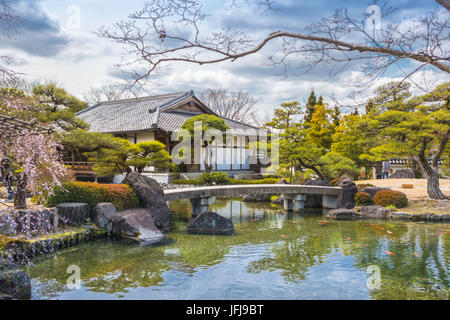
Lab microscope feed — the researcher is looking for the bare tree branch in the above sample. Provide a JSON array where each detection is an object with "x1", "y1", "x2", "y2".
[
  {"x1": 199, "y1": 87, "x2": 257, "y2": 124},
  {"x1": 435, "y1": 0, "x2": 450, "y2": 11},
  {"x1": 96, "y1": 0, "x2": 450, "y2": 91},
  {"x1": 0, "y1": 1, "x2": 22, "y2": 84}
]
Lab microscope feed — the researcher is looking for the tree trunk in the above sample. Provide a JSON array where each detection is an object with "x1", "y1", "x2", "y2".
[
  {"x1": 426, "y1": 169, "x2": 447, "y2": 199},
  {"x1": 414, "y1": 155, "x2": 448, "y2": 200},
  {"x1": 13, "y1": 173, "x2": 27, "y2": 209}
]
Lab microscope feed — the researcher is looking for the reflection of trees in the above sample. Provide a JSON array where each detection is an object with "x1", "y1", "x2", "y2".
[
  {"x1": 351, "y1": 222, "x2": 449, "y2": 300},
  {"x1": 27, "y1": 199, "x2": 449, "y2": 299},
  {"x1": 247, "y1": 217, "x2": 343, "y2": 283},
  {"x1": 27, "y1": 240, "x2": 170, "y2": 294}
]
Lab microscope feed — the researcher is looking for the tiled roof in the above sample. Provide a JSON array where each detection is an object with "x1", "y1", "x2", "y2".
[
  {"x1": 389, "y1": 159, "x2": 443, "y2": 165},
  {"x1": 76, "y1": 91, "x2": 258, "y2": 134}
]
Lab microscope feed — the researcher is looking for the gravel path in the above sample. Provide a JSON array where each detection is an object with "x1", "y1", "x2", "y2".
[{"x1": 355, "y1": 178, "x2": 450, "y2": 200}]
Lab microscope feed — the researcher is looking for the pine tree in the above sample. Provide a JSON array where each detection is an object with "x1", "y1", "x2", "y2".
[
  {"x1": 331, "y1": 106, "x2": 341, "y2": 127},
  {"x1": 265, "y1": 101, "x2": 302, "y2": 130},
  {"x1": 304, "y1": 90, "x2": 317, "y2": 124}
]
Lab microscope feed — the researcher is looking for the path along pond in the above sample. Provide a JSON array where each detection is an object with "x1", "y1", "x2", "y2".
[{"x1": 26, "y1": 198, "x2": 449, "y2": 300}]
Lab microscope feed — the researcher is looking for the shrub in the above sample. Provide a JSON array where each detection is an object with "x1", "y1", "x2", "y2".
[
  {"x1": 373, "y1": 190, "x2": 408, "y2": 208},
  {"x1": 357, "y1": 183, "x2": 375, "y2": 191},
  {"x1": 45, "y1": 181, "x2": 139, "y2": 211},
  {"x1": 172, "y1": 179, "x2": 203, "y2": 185},
  {"x1": 354, "y1": 192, "x2": 373, "y2": 206},
  {"x1": 199, "y1": 172, "x2": 230, "y2": 185},
  {"x1": 228, "y1": 178, "x2": 280, "y2": 185},
  {"x1": 171, "y1": 177, "x2": 280, "y2": 186}
]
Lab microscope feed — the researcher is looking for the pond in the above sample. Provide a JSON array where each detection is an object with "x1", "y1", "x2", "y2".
[{"x1": 26, "y1": 198, "x2": 449, "y2": 300}]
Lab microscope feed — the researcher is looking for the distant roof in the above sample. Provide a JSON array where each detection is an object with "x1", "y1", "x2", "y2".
[
  {"x1": 76, "y1": 91, "x2": 258, "y2": 134},
  {"x1": 389, "y1": 159, "x2": 443, "y2": 165}
]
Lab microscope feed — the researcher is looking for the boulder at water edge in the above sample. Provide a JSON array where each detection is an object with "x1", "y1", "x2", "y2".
[
  {"x1": 358, "y1": 205, "x2": 390, "y2": 219},
  {"x1": 111, "y1": 208, "x2": 164, "y2": 246},
  {"x1": 337, "y1": 180, "x2": 358, "y2": 209},
  {"x1": 0, "y1": 258, "x2": 31, "y2": 300},
  {"x1": 326, "y1": 208, "x2": 361, "y2": 220},
  {"x1": 91, "y1": 202, "x2": 118, "y2": 232},
  {"x1": 186, "y1": 211, "x2": 234, "y2": 235},
  {"x1": 123, "y1": 172, "x2": 170, "y2": 229},
  {"x1": 56, "y1": 203, "x2": 89, "y2": 224}
]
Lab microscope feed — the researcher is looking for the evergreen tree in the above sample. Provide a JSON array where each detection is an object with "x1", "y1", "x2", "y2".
[
  {"x1": 331, "y1": 106, "x2": 341, "y2": 127},
  {"x1": 265, "y1": 101, "x2": 302, "y2": 130},
  {"x1": 304, "y1": 90, "x2": 317, "y2": 124}
]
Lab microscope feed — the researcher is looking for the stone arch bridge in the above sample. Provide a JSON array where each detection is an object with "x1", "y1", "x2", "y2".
[{"x1": 163, "y1": 184, "x2": 341, "y2": 215}]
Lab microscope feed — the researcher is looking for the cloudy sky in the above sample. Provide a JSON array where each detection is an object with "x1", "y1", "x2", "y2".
[{"x1": 1, "y1": 0, "x2": 448, "y2": 117}]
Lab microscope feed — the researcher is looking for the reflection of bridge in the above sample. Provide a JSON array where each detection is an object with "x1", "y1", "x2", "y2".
[{"x1": 164, "y1": 184, "x2": 342, "y2": 215}]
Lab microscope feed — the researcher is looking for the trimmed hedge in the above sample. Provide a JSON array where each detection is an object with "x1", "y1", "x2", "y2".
[
  {"x1": 373, "y1": 190, "x2": 408, "y2": 208},
  {"x1": 45, "y1": 182, "x2": 139, "y2": 211},
  {"x1": 199, "y1": 172, "x2": 230, "y2": 185},
  {"x1": 354, "y1": 192, "x2": 374, "y2": 206},
  {"x1": 172, "y1": 177, "x2": 280, "y2": 186},
  {"x1": 172, "y1": 179, "x2": 203, "y2": 185}
]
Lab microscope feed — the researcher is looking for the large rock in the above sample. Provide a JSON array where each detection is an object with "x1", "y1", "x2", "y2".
[
  {"x1": 56, "y1": 203, "x2": 89, "y2": 225},
  {"x1": 389, "y1": 212, "x2": 412, "y2": 220},
  {"x1": 91, "y1": 203, "x2": 118, "y2": 232},
  {"x1": 337, "y1": 181, "x2": 358, "y2": 209},
  {"x1": 326, "y1": 208, "x2": 361, "y2": 220},
  {"x1": 186, "y1": 211, "x2": 234, "y2": 235},
  {"x1": 390, "y1": 169, "x2": 414, "y2": 179},
  {"x1": 305, "y1": 179, "x2": 329, "y2": 208},
  {"x1": 123, "y1": 172, "x2": 170, "y2": 229},
  {"x1": 111, "y1": 208, "x2": 164, "y2": 246},
  {"x1": 360, "y1": 187, "x2": 390, "y2": 199},
  {"x1": 359, "y1": 205, "x2": 389, "y2": 219},
  {"x1": 0, "y1": 258, "x2": 31, "y2": 300},
  {"x1": 0, "y1": 209, "x2": 58, "y2": 235},
  {"x1": 242, "y1": 194, "x2": 272, "y2": 202}
]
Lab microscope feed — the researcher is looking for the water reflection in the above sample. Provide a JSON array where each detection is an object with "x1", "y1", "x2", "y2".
[{"x1": 26, "y1": 199, "x2": 449, "y2": 300}]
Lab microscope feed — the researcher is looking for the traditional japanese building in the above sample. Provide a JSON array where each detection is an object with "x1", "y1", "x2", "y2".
[{"x1": 75, "y1": 91, "x2": 267, "y2": 183}]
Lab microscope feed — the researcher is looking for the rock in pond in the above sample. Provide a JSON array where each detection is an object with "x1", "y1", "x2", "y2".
[
  {"x1": 337, "y1": 181, "x2": 358, "y2": 209},
  {"x1": 123, "y1": 172, "x2": 170, "y2": 229},
  {"x1": 91, "y1": 202, "x2": 118, "y2": 233},
  {"x1": 326, "y1": 208, "x2": 361, "y2": 220},
  {"x1": 359, "y1": 205, "x2": 389, "y2": 219},
  {"x1": 186, "y1": 211, "x2": 234, "y2": 235},
  {"x1": 56, "y1": 203, "x2": 89, "y2": 225},
  {"x1": 242, "y1": 194, "x2": 272, "y2": 202},
  {"x1": 0, "y1": 258, "x2": 31, "y2": 300},
  {"x1": 111, "y1": 208, "x2": 164, "y2": 246},
  {"x1": 389, "y1": 212, "x2": 412, "y2": 220}
]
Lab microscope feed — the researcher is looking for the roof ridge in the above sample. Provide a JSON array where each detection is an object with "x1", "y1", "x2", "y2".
[
  {"x1": 220, "y1": 114, "x2": 259, "y2": 129},
  {"x1": 97, "y1": 91, "x2": 191, "y2": 106}
]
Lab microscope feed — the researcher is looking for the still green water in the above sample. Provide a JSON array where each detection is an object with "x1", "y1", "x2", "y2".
[{"x1": 27, "y1": 198, "x2": 449, "y2": 300}]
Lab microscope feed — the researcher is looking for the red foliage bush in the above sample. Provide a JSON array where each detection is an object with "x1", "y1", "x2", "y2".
[
  {"x1": 373, "y1": 190, "x2": 408, "y2": 208},
  {"x1": 354, "y1": 192, "x2": 373, "y2": 206},
  {"x1": 45, "y1": 181, "x2": 139, "y2": 211}
]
